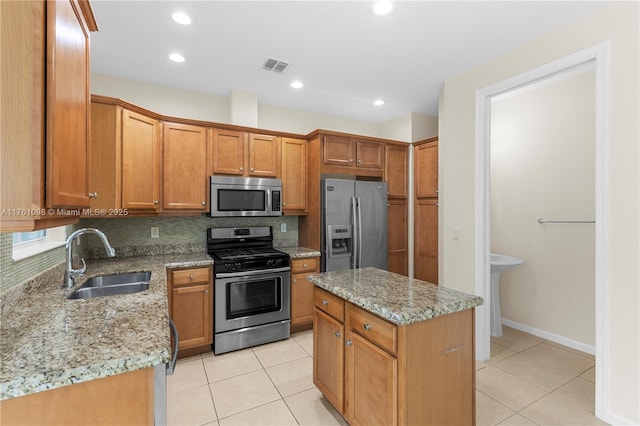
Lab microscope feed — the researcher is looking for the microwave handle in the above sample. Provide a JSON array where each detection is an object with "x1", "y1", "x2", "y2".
[{"x1": 266, "y1": 188, "x2": 273, "y2": 213}]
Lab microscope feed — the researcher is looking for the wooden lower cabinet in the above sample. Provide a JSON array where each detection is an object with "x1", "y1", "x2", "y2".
[
  {"x1": 168, "y1": 266, "x2": 213, "y2": 356},
  {"x1": 313, "y1": 286, "x2": 475, "y2": 426},
  {"x1": 290, "y1": 257, "x2": 319, "y2": 331},
  {"x1": 0, "y1": 367, "x2": 154, "y2": 426}
]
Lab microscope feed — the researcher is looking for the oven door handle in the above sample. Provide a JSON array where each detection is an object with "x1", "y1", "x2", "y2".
[{"x1": 215, "y1": 266, "x2": 291, "y2": 279}]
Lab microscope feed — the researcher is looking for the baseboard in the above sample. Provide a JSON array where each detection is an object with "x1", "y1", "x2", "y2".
[{"x1": 501, "y1": 318, "x2": 595, "y2": 356}]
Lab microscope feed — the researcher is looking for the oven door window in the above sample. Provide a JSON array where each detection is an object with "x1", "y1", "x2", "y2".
[
  {"x1": 226, "y1": 277, "x2": 282, "y2": 319},
  {"x1": 217, "y1": 189, "x2": 265, "y2": 212}
]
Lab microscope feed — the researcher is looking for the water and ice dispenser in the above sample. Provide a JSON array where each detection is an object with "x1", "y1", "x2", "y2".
[{"x1": 325, "y1": 225, "x2": 353, "y2": 271}]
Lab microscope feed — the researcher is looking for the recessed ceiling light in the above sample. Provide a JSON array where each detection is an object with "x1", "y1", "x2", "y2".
[
  {"x1": 172, "y1": 12, "x2": 192, "y2": 25},
  {"x1": 169, "y1": 53, "x2": 185, "y2": 63},
  {"x1": 373, "y1": 1, "x2": 393, "y2": 16},
  {"x1": 291, "y1": 81, "x2": 304, "y2": 89},
  {"x1": 373, "y1": 99, "x2": 385, "y2": 106}
]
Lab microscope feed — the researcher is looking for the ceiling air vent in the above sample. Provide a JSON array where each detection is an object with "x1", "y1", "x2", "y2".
[{"x1": 263, "y1": 57, "x2": 290, "y2": 73}]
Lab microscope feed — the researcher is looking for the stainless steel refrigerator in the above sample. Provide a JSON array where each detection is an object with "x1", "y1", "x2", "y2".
[{"x1": 321, "y1": 178, "x2": 388, "y2": 272}]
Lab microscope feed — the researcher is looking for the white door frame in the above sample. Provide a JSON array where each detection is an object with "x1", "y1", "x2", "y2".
[{"x1": 474, "y1": 43, "x2": 610, "y2": 420}]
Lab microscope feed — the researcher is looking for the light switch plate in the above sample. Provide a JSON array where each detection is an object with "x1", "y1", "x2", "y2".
[
  {"x1": 151, "y1": 227, "x2": 159, "y2": 238},
  {"x1": 280, "y1": 223, "x2": 287, "y2": 233}
]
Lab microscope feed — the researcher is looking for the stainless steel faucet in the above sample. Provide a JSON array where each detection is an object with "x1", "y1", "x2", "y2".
[{"x1": 63, "y1": 228, "x2": 116, "y2": 289}]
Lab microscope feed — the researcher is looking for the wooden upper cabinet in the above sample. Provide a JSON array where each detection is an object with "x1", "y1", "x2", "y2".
[
  {"x1": 211, "y1": 129, "x2": 245, "y2": 176},
  {"x1": 122, "y1": 110, "x2": 160, "y2": 211},
  {"x1": 46, "y1": 0, "x2": 92, "y2": 209},
  {"x1": 385, "y1": 144, "x2": 409, "y2": 198},
  {"x1": 248, "y1": 134, "x2": 280, "y2": 177},
  {"x1": 211, "y1": 129, "x2": 280, "y2": 178},
  {"x1": 355, "y1": 140, "x2": 384, "y2": 169},
  {"x1": 281, "y1": 138, "x2": 307, "y2": 214},
  {"x1": 415, "y1": 139, "x2": 438, "y2": 199},
  {"x1": 0, "y1": 1, "x2": 97, "y2": 231},
  {"x1": 162, "y1": 122, "x2": 208, "y2": 212},
  {"x1": 323, "y1": 135, "x2": 355, "y2": 167}
]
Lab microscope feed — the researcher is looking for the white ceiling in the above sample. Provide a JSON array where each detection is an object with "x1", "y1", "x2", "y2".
[{"x1": 90, "y1": 1, "x2": 609, "y2": 123}]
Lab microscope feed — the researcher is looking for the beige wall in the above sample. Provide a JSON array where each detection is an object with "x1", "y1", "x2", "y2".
[
  {"x1": 439, "y1": 3, "x2": 638, "y2": 423},
  {"x1": 92, "y1": 73, "x2": 438, "y2": 141},
  {"x1": 491, "y1": 67, "x2": 595, "y2": 347}
]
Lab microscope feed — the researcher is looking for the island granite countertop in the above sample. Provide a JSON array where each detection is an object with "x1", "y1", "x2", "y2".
[
  {"x1": 307, "y1": 267, "x2": 483, "y2": 326},
  {"x1": 0, "y1": 252, "x2": 213, "y2": 400}
]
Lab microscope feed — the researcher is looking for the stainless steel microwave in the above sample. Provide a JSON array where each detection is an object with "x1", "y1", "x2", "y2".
[{"x1": 209, "y1": 176, "x2": 282, "y2": 217}]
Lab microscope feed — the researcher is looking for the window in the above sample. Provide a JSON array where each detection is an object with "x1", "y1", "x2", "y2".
[{"x1": 12, "y1": 226, "x2": 67, "y2": 260}]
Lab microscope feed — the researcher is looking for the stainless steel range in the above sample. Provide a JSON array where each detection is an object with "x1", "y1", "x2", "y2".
[{"x1": 207, "y1": 226, "x2": 291, "y2": 354}]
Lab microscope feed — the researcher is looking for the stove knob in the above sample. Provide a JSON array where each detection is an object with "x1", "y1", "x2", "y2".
[
  {"x1": 275, "y1": 259, "x2": 283, "y2": 267},
  {"x1": 235, "y1": 262, "x2": 242, "y2": 271},
  {"x1": 267, "y1": 259, "x2": 274, "y2": 267}
]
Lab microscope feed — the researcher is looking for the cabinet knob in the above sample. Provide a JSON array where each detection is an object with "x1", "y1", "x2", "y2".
[
  {"x1": 189, "y1": 274, "x2": 194, "y2": 280},
  {"x1": 250, "y1": 167, "x2": 255, "y2": 172},
  {"x1": 205, "y1": 289, "x2": 208, "y2": 294},
  {"x1": 201, "y1": 201, "x2": 206, "y2": 206},
  {"x1": 322, "y1": 300, "x2": 328, "y2": 305},
  {"x1": 436, "y1": 203, "x2": 439, "y2": 207},
  {"x1": 239, "y1": 167, "x2": 244, "y2": 171},
  {"x1": 303, "y1": 263, "x2": 308, "y2": 269},
  {"x1": 293, "y1": 278, "x2": 297, "y2": 283},
  {"x1": 346, "y1": 340, "x2": 353, "y2": 346},
  {"x1": 358, "y1": 159, "x2": 362, "y2": 163},
  {"x1": 363, "y1": 323, "x2": 371, "y2": 331},
  {"x1": 283, "y1": 202, "x2": 287, "y2": 206},
  {"x1": 154, "y1": 200, "x2": 159, "y2": 205},
  {"x1": 436, "y1": 190, "x2": 439, "y2": 194},
  {"x1": 335, "y1": 331, "x2": 341, "y2": 338},
  {"x1": 349, "y1": 158, "x2": 354, "y2": 163},
  {"x1": 89, "y1": 192, "x2": 98, "y2": 199}
]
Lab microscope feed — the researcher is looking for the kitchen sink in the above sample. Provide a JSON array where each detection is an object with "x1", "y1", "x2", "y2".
[{"x1": 67, "y1": 271, "x2": 151, "y2": 299}]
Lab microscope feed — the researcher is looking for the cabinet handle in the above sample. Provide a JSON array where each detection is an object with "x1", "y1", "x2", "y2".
[
  {"x1": 303, "y1": 263, "x2": 308, "y2": 269},
  {"x1": 363, "y1": 323, "x2": 371, "y2": 331},
  {"x1": 335, "y1": 331, "x2": 341, "y2": 337},
  {"x1": 189, "y1": 274, "x2": 194, "y2": 280},
  {"x1": 201, "y1": 201, "x2": 206, "y2": 206},
  {"x1": 154, "y1": 200, "x2": 159, "y2": 205},
  {"x1": 322, "y1": 300, "x2": 328, "y2": 305},
  {"x1": 88, "y1": 192, "x2": 98, "y2": 199},
  {"x1": 443, "y1": 345, "x2": 462, "y2": 355},
  {"x1": 239, "y1": 167, "x2": 244, "y2": 171},
  {"x1": 346, "y1": 340, "x2": 353, "y2": 346}
]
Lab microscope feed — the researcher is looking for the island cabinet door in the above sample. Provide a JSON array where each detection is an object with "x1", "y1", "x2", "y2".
[
  {"x1": 313, "y1": 308, "x2": 344, "y2": 412},
  {"x1": 344, "y1": 331, "x2": 397, "y2": 426}
]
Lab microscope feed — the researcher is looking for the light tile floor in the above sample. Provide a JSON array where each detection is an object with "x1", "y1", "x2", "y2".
[{"x1": 167, "y1": 327, "x2": 606, "y2": 426}]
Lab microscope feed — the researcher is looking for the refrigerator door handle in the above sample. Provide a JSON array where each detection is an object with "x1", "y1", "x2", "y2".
[
  {"x1": 351, "y1": 196, "x2": 358, "y2": 269},
  {"x1": 357, "y1": 196, "x2": 363, "y2": 268}
]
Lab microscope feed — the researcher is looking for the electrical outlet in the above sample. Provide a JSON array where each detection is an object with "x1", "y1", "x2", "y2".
[
  {"x1": 280, "y1": 222, "x2": 287, "y2": 233},
  {"x1": 151, "y1": 227, "x2": 159, "y2": 238},
  {"x1": 452, "y1": 228, "x2": 461, "y2": 240}
]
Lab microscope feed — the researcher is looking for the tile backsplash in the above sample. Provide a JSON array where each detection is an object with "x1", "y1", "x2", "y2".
[{"x1": 81, "y1": 215, "x2": 299, "y2": 254}]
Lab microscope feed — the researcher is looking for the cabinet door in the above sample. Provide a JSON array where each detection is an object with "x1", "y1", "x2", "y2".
[
  {"x1": 281, "y1": 138, "x2": 307, "y2": 213},
  {"x1": 46, "y1": 0, "x2": 91, "y2": 208},
  {"x1": 89, "y1": 102, "x2": 120, "y2": 211},
  {"x1": 248, "y1": 134, "x2": 279, "y2": 177},
  {"x1": 172, "y1": 283, "x2": 212, "y2": 350},
  {"x1": 415, "y1": 141, "x2": 438, "y2": 198},
  {"x1": 387, "y1": 199, "x2": 408, "y2": 276},
  {"x1": 384, "y1": 144, "x2": 408, "y2": 198},
  {"x1": 345, "y1": 331, "x2": 397, "y2": 426},
  {"x1": 313, "y1": 308, "x2": 344, "y2": 412},
  {"x1": 323, "y1": 135, "x2": 354, "y2": 166},
  {"x1": 414, "y1": 198, "x2": 438, "y2": 284},
  {"x1": 211, "y1": 129, "x2": 245, "y2": 175},
  {"x1": 162, "y1": 122, "x2": 208, "y2": 211},
  {"x1": 122, "y1": 110, "x2": 160, "y2": 211},
  {"x1": 291, "y1": 273, "x2": 315, "y2": 328},
  {"x1": 355, "y1": 140, "x2": 384, "y2": 169}
]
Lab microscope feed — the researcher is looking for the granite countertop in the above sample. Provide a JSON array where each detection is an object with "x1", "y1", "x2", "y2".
[
  {"x1": 0, "y1": 253, "x2": 213, "y2": 400},
  {"x1": 307, "y1": 267, "x2": 483, "y2": 326},
  {"x1": 278, "y1": 246, "x2": 321, "y2": 259}
]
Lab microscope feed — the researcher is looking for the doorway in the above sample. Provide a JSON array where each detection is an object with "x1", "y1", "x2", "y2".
[{"x1": 474, "y1": 43, "x2": 609, "y2": 418}]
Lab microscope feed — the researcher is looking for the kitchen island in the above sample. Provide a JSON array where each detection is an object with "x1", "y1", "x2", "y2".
[
  {"x1": 308, "y1": 267, "x2": 483, "y2": 426},
  {"x1": 0, "y1": 252, "x2": 212, "y2": 424}
]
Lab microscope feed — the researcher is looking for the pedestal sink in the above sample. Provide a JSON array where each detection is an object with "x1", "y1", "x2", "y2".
[{"x1": 490, "y1": 253, "x2": 524, "y2": 337}]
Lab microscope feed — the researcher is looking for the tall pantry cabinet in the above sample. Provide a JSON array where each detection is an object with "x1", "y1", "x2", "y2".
[{"x1": 414, "y1": 137, "x2": 439, "y2": 284}]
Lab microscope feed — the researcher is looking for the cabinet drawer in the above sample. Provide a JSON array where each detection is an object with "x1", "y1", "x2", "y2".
[
  {"x1": 291, "y1": 257, "x2": 318, "y2": 274},
  {"x1": 348, "y1": 303, "x2": 397, "y2": 355},
  {"x1": 314, "y1": 287, "x2": 344, "y2": 322},
  {"x1": 171, "y1": 267, "x2": 210, "y2": 286}
]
